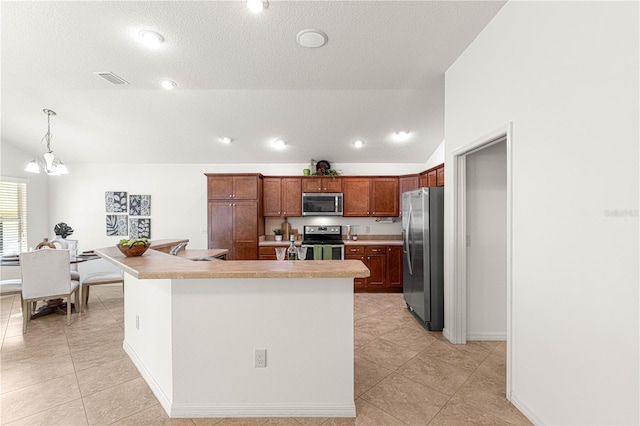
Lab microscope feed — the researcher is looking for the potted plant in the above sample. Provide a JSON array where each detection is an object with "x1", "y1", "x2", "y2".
[
  {"x1": 52, "y1": 222, "x2": 74, "y2": 249},
  {"x1": 273, "y1": 229, "x2": 283, "y2": 241}
]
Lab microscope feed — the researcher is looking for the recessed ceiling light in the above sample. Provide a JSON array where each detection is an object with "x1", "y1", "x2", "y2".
[
  {"x1": 220, "y1": 137, "x2": 232, "y2": 144},
  {"x1": 392, "y1": 131, "x2": 411, "y2": 142},
  {"x1": 161, "y1": 80, "x2": 177, "y2": 90},
  {"x1": 296, "y1": 29, "x2": 328, "y2": 48},
  {"x1": 353, "y1": 140, "x2": 364, "y2": 148},
  {"x1": 272, "y1": 139, "x2": 286, "y2": 149},
  {"x1": 247, "y1": 0, "x2": 268, "y2": 13},
  {"x1": 138, "y1": 30, "x2": 165, "y2": 47}
]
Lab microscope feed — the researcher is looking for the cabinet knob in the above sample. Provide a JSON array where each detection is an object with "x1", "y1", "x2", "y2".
[
  {"x1": 229, "y1": 195, "x2": 233, "y2": 198},
  {"x1": 229, "y1": 203, "x2": 233, "y2": 206}
]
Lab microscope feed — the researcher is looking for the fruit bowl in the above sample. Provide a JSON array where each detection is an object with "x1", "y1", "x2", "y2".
[{"x1": 116, "y1": 239, "x2": 150, "y2": 257}]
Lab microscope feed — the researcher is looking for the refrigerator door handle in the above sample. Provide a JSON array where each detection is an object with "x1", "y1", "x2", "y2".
[{"x1": 405, "y1": 204, "x2": 413, "y2": 275}]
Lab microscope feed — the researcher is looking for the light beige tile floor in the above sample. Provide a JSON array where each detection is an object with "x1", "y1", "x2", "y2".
[{"x1": 0, "y1": 287, "x2": 530, "y2": 425}]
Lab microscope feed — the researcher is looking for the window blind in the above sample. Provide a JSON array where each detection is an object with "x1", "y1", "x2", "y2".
[{"x1": 0, "y1": 179, "x2": 28, "y2": 256}]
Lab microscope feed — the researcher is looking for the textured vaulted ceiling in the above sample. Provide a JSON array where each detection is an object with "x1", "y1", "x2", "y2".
[{"x1": 1, "y1": 1, "x2": 505, "y2": 165}]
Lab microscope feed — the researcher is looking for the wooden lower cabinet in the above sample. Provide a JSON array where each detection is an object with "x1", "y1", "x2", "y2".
[
  {"x1": 347, "y1": 244, "x2": 402, "y2": 292},
  {"x1": 208, "y1": 201, "x2": 259, "y2": 260},
  {"x1": 259, "y1": 246, "x2": 277, "y2": 260},
  {"x1": 365, "y1": 246, "x2": 386, "y2": 288},
  {"x1": 345, "y1": 245, "x2": 366, "y2": 289},
  {"x1": 387, "y1": 245, "x2": 403, "y2": 288}
]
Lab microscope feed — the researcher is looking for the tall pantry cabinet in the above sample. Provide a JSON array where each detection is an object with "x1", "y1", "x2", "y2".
[{"x1": 206, "y1": 174, "x2": 264, "y2": 260}]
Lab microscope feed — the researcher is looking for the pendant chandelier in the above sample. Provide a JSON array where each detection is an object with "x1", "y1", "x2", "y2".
[{"x1": 25, "y1": 109, "x2": 69, "y2": 175}]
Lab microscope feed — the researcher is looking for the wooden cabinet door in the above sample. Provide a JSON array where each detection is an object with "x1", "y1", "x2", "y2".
[
  {"x1": 343, "y1": 178, "x2": 370, "y2": 216},
  {"x1": 345, "y1": 245, "x2": 366, "y2": 289},
  {"x1": 263, "y1": 178, "x2": 282, "y2": 216},
  {"x1": 207, "y1": 176, "x2": 234, "y2": 199},
  {"x1": 233, "y1": 176, "x2": 259, "y2": 200},
  {"x1": 399, "y1": 175, "x2": 419, "y2": 213},
  {"x1": 436, "y1": 166, "x2": 445, "y2": 187},
  {"x1": 370, "y1": 177, "x2": 399, "y2": 216},
  {"x1": 259, "y1": 246, "x2": 277, "y2": 260},
  {"x1": 365, "y1": 246, "x2": 386, "y2": 287},
  {"x1": 281, "y1": 178, "x2": 302, "y2": 217},
  {"x1": 233, "y1": 201, "x2": 258, "y2": 260},
  {"x1": 427, "y1": 170, "x2": 437, "y2": 187},
  {"x1": 208, "y1": 201, "x2": 234, "y2": 256},
  {"x1": 301, "y1": 178, "x2": 322, "y2": 193},
  {"x1": 323, "y1": 177, "x2": 342, "y2": 192},
  {"x1": 419, "y1": 172, "x2": 428, "y2": 188},
  {"x1": 386, "y1": 245, "x2": 403, "y2": 288}
]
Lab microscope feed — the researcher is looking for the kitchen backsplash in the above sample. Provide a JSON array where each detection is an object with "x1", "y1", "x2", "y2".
[{"x1": 265, "y1": 216, "x2": 402, "y2": 238}]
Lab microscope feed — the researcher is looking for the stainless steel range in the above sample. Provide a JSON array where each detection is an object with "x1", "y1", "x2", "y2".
[{"x1": 301, "y1": 225, "x2": 344, "y2": 260}]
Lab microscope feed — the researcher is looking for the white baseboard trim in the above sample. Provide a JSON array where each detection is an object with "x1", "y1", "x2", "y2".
[
  {"x1": 123, "y1": 341, "x2": 173, "y2": 416},
  {"x1": 442, "y1": 327, "x2": 453, "y2": 342},
  {"x1": 170, "y1": 403, "x2": 356, "y2": 418},
  {"x1": 123, "y1": 341, "x2": 356, "y2": 419},
  {"x1": 466, "y1": 331, "x2": 507, "y2": 341},
  {"x1": 510, "y1": 391, "x2": 546, "y2": 425}
]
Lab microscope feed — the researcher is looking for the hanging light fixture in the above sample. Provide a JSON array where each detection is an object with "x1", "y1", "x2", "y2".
[{"x1": 25, "y1": 109, "x2": 69, "y2": 175}]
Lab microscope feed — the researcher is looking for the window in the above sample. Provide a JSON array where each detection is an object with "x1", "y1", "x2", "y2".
[{"x1": 0, "y1": 178, "x2": 28, "y2": 256}]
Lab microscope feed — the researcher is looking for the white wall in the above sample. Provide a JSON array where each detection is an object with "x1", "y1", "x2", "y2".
[
  {"x1": 48, "y1": 162, "x2": 418, "y2": 252},
  {"x1": 424, "y1": 140, "x2": 444, "y2": 170},
  {"x1": 465, "y1": 140, "x2": 506, "y2": 340},
  {"x1": 0, "y1": 143, "x2": 50, "y2": 279},
  {"x1": 444, "y1": 2, "x2": 638, "y2": 425}
]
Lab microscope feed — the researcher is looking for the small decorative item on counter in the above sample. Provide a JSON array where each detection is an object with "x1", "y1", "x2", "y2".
[
  {"x1": 352, "y1": 234, "x2": 358, "y2": 241},
  {"x1": 273, "y1": 228, "x2": 283, "y2": 241},
  {"x1": 281, "y1": 217, "x2": 291, "y2": 241},
  {"x1": 287, "y1": 235, "x2": 297, "y2": 260},
  {"x1": 303, "y1": 169, "x2": 311, "y2": 176},
  {"x1": 116, "y1": 238, "x2": 150, "y2": 257},
  {"x1": 35, "y1": 238, "x2": 55, "y2": 250}
]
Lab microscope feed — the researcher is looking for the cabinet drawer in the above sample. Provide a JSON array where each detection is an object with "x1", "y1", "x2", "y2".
[
  {"x1": 345, "y1": 245, "x2": 364, "y2": 254},
  {"x1": 365, "y1": 246, "x2": 385, "y2": 255},
  {"x1": 259, "y1": 246, "x2": 278, "y2": 260}
]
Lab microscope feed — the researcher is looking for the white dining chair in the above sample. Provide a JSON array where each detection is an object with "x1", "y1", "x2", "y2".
[{"x1": 20, "y1": 249, "x2": 80, "y2": 333}]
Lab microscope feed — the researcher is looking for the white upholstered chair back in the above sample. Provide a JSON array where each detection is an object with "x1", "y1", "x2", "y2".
[{"x1": 20, "y1": 249, "x2": 73, "y2": 300}]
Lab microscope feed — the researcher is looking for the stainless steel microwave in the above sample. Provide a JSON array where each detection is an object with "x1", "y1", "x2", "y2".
[{"x1": 302, "y1": 193, "x2": 344, "y2": 216}]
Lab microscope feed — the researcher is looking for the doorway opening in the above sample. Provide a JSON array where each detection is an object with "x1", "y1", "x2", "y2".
[{"x1": 448, "y1": 123, "x2": 513, "y2": 398}]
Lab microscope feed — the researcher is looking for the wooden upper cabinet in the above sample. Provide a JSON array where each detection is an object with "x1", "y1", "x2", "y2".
[
  {"x1": 301, "y1": 177, "x2": 342, "y2": 193},
  {"x1": 206, "y1": 174, "x2": 260, "y2": 200},
  {"x1": 281, "y1": 178, "x2": 302, "y2": 217},
  {"x1": 343, "y1": 177, "x2": 399, "y2": 217},
  {"x1": 343, "y1": 178, "x2": 371, "y2": 216},
  {"x1": 436, "y1": 166, "x2": 445, "y2": 187},
  {"x1": 417, "y1": 164, "x2": 444, "y2": 188},
  {"x1": 427, "y1": 170, "x2": 437, "y2": 187},
  {"x1": 262, "y1": 178, "x2": 283, "y2": 216},
  {"x1": 263, "y1": 177, "x2": 301, "y2": 217},
  {"x1": 370, "y1": 177, "x2": 399, "y2": 217},
  {"x1": 399, "y1": 175, "x2": 419, "y2": 210}
]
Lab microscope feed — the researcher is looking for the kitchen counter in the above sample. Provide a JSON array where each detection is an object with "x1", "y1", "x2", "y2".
[
  {"x1": 96, "y1": 246, "x2": 368, "y2": 280},
  {"x1": 259, "y1": 238, "x2": 402, "y2": 247},
  {"x1": 94, "y1": 244, "x2": 366, "y2": 419}
]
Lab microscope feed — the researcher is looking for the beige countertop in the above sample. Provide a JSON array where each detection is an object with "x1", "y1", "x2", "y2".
[
  {"x1": 95, "y1": 246, "x2": 369, "y2": 280},
  {"x1": 259, "y1": 239, "x2": 402, "y2": 246}
]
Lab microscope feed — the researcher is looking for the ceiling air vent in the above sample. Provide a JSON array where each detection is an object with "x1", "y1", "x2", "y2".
[{"x1": 94, "y1": 72, "x2": 130, "y2": 85}]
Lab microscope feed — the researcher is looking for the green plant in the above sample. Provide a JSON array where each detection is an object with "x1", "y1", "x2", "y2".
[
  {"x1": 118, "y1": 238, "x2": 149, "y2": 247},
  {"x1": 326, "y1": 169, "x2": 339, "y2": 178},
  {"x1": 53, "y1": 222, "x2": 74, "y2": 238},
  {"x1": 273, "y1": 229, "x2": 283, "y2": 235}
]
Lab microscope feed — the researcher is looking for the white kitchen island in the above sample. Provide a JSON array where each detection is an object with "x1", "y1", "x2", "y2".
[{"x1": 95, "y1": 246, "x2": 369, "y2": 419}]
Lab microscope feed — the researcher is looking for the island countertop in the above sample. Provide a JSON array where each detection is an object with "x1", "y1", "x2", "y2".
[{"x1": 95, "y1": 246, "x2": 370, "y2": 280}]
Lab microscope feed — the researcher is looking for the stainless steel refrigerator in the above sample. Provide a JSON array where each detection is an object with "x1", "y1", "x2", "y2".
[{"x1": 402, "y1": 187, "x2": 444, "y2": 331}]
